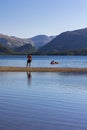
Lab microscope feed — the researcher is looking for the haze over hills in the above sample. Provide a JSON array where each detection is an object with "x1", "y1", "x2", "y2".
[
  {"x1": 0, "y1": 34, "x2": 55, "y2": 54},
  {"x1": 14, "y1": 44, "x2": 36, "y2": 54},
  {"x1": 31, "y1": 35, "x2": 55, "y2": 48},
  {"x1": 0, "y1": 34, "x2": 34, "y2": 48},
  {"x1": 0, "y1": 43, "x2": 12, "y2": 54},
  {"x1": 1, "y1": 28, "x2": 87, "y2": 54},
  {"x1": 0, "y1": 34, "x2": 55, "y2": 48},
  {"x1": 38, "y1": 28, "x2": 87, "y2": 54}
]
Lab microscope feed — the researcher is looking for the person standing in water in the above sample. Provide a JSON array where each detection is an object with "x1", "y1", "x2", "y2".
[{"x1": 26, "y1": 54, "x2": 32, "y2": 67}]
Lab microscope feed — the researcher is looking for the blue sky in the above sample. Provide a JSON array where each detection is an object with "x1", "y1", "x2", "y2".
[{"x1": 0, "y1": 0, "x2": 87, "y2": 38}]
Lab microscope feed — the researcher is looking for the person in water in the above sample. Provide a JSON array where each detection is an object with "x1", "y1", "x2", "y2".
[
  {"x1": 50, "y1": 60, "x2": 58, "y2": 64},
  {"x1": 50, "y1": 60, "x2": 55, "y2": 64},
  {"x1": 26, "y1": 54, "x2": 32, "y2": 67}
]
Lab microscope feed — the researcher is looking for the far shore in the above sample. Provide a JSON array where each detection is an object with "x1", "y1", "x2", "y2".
[{"x1": 0, "y1": 66, "x2": 87, "y2": 72}]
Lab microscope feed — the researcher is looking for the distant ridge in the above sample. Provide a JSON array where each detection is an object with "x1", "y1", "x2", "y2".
[
  {"x1": 31, "y1": 35, "x2": 55, "y2": 48},
  {"x1": 0, "y1": 34, "x2": 55, "y2": 48},
  {"x1": 14, "y1": 44, "x2": 36, "y2": 54},
  {"x1": 1, "y1": 28, "x2": 87, "y2": 55},
  {"x1": 0, "y1": 34, "x2": 33, "y2": 48},
  {"x1": 0, "y1": 43, "x2": 12, "y2": 54},
  {"x1": 38, "y1": 28, "x2": 87, "y2": 54}
]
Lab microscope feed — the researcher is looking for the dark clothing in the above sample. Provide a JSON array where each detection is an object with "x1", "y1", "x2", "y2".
[{"x1": 27, "y1": 59, "x2": 32, "y2": 63}]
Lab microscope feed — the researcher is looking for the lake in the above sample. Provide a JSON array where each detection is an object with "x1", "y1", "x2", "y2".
[
  {"x1": 0, "y1": 55, "x2": 87, "y2": 68},
  {"x1": 0, "y1": 55, "x2": 87, "y2": 130}
]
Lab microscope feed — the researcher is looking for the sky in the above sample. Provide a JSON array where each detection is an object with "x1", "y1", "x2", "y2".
[{"x1": 0, "y1": 0, "x2": 87, "y2": 38}]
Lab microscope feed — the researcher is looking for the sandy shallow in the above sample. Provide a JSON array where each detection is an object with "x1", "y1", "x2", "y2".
[{"x1": 0, "y1": 66, "x2": 87, "y2": 72}]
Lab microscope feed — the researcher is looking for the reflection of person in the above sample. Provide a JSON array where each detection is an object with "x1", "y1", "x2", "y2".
[
  {"x1": 27, "y1": 72, "x2": 32, "y2": 86},
  {"x1": 26, "y1": 54, "x2": 32, "y2": 67}
]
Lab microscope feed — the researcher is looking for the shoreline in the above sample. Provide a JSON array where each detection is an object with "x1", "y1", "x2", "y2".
[{"x1": 0, "y1": 67, "x2": 87, "y2": 72}]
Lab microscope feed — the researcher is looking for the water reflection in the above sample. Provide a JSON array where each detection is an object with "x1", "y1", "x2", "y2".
[
  {"x1": 1, "y1": 72, "x2": 87, "y2": 129},
  {"x1": 27, "y1": 72, "x2": 32, "y2": 86}
]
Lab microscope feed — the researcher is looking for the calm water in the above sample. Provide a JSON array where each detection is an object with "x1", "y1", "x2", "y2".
[
  {"x1": 0, "y1": 56, "x2": 87, "y2": 130},
  {"x1": 0, "y1": 55, "x2": 87, "y2": 68}
]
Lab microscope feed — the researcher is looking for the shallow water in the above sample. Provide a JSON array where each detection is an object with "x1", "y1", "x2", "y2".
[
  {"x1": 0, "y1": 72, "x2": 87, "y2": 129},
  {"x1": 0, "y1": 55, "x2": 87, "y2": 68}
]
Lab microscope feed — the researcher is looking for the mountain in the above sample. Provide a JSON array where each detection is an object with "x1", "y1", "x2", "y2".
[
  {"x1": 0, "y1": 43, "x2": 12, "y2": 54},
  {"x1": 38, "y1": 28, "x2": 87, "y2": 54},
  {"x1": 0, "y1": 34, "x2": 55, "y2": 54},
  {"x1": 0, "y1": 34, "x2": 34, "y2": 48},
  {"x1": 31, "y1": 35, "x2": 55, "y2": 48},
  {"x1": 0, "y1": 34, "x2": 55, "y2": 49},
  {"x1": 1, "y1": 28, "x2": 87, "y2": 55},
  {"x1": 14, "y1": 44, "x2": 36, "y2": 54}
]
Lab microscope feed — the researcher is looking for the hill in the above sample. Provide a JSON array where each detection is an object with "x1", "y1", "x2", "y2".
[
  {"x1": 31, "y1": 35, "x2": 55, "y2": 48},
  {"x1": 0, "y1": 34, "x2": 34, "y2": 48},
  {"x1": 0, "y1": 34, "x2": 55, "y2": 54},
  {"x1": 0, "y1": 43, "x2": 13, "y2": 54},
  {"x1": 38, "y1": 28, "x2": 87, "y2": 54},
  {"x1": 2, "y1": 28, "x2": 87, "y2": 55},
  {"x1": 0, "y1": 34, "x2": 55, "y2": 49},
  {"x1": 14, "y1": 44, "x2": 36, "y2": 54}
]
